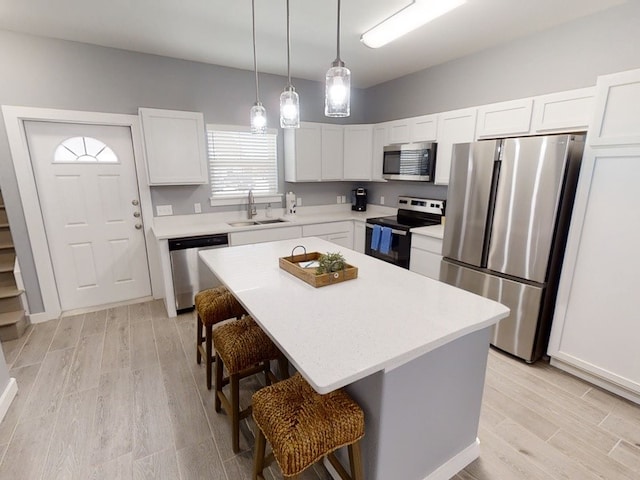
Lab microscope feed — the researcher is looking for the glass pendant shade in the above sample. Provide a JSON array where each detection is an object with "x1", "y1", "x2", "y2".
[
  {"x1": 280, "y1": 86, "x2": 300, "y2": 128},
  {"x1": 325, "y1": 63, "x2": 351, "y2": 117},
  {"x1": 250, "y1": 102, "x2": 267, "y2": 134}
]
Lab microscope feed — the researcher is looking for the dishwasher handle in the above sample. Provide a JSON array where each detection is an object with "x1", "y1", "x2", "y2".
[{"x1": 168, "y1": 234, "x2": 229, "y2": 251}]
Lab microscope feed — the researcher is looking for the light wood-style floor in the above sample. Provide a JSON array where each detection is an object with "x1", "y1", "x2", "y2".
[{"x1": 0, "y1": 300, "x2": 639, "y2": 480}]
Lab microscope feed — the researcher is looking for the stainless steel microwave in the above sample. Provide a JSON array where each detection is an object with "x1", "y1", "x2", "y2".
[{"x1": 382, "y1": 142, "x2": 436, "y2": 181}]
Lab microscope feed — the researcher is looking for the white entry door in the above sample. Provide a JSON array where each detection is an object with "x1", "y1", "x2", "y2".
[{"x1": 25, "y1": 121, "x2": 151, "y2": 311}]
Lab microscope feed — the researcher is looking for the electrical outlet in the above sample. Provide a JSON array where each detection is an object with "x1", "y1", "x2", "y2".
[
  {"x1": 380, "y1": 196, "x2": 385, "y2": 205},
  {"x1": 194, "y1": 203, "x2": 202, "y2": 213},
  {"x1": 156, "y1": 205, "x2": 173, "y2": 216},
  {"x1": 341, "y1": 195, "x2": 346, "y2": 203},
  {"x1": 337, "y1": 195, "x2": 341, "y2": 204},
  {"x1": 297, "y1": 197, "x2": 303, "y2": 206}
]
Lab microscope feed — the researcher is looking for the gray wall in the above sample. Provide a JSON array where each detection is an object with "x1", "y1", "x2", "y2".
[
  {"x1": 2, "y1": 1, "x2": 640, "y2": 313},
  {"x1": 364, "y1": 1, "x2": 640, "y2": 122},
  {"x1": 0, "y1": 29, "x2": 364, "y2": 311}
]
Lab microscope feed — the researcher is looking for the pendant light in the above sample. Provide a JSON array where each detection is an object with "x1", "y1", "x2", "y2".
[
  {"x1": 325, "y1": 0, "x2": 350, "y2": 117},
  {"x1": 280, "y1": 0, "x2": 300, "y2": 128},
  {"x1": 249, "y1": 0, "x2": 267, "y2": 134}
]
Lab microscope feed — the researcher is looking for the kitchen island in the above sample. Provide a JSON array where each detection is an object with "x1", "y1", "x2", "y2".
[{"x1": 199, "y1": 237, "x2": 509, "y2": 480}]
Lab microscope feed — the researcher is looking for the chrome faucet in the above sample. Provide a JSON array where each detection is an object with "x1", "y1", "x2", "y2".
[{"x1": 248, "y1": 189, "x2": 257, "y2": 219}]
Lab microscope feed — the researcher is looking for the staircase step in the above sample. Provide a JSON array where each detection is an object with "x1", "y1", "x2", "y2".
[
  {"x1": 0, "y1": 310, "x2": 28, "y2": 342},
  {"x1": 0, "y1": 286, "x2": 22, "y2": 299},
  {"x1": 0, "y1": 242, "x2": 14, "y2": 251},
  {"x1": 0, "y1": 256, "x2": 14, "y2": 273}
]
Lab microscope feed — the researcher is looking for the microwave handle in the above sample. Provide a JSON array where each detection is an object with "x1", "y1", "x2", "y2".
[{"x1": 365, "y1": 224, "x2": 407, "y2": 236}]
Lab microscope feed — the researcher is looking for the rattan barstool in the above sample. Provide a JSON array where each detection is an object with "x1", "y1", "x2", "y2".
[
  {"x1": 213, "y1": 316, "x2": 289, "y2": 453},
  {"x1": 195, "y1": 286, "x2": 247, "y2": 389},
  {"x1": 252, "y1": 372, "x2": 365, "y2": 480}
]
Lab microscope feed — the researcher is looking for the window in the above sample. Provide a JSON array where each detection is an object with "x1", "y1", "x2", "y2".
[
  {"x1": 207, "y1": 126, "x2": 278, "y2": 202},
  {"x1": 54, "y1": 136, "x2": 118, "y2": 163}
]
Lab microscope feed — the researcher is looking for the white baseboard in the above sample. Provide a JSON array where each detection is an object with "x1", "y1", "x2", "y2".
[
  {"x1": 0, "y1": 378, "x2": 18, "y2": 423},
  {"x1": 323, "y1": 438, "x2": 480, "y2": 480},
  {"x1": 423, "y1": 438, "x2": 480, "y2": 480},
  {"x1": 28, "y1": 311, "x2": 60, "y2": 324},
  {"x1": 550, "y1": 358, "x2": 640, "y2": 405}
]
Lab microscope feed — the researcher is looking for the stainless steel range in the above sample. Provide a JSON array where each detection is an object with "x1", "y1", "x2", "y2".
[{"x1": 365, "y1": 196, "x2": 443, "y2": 269}]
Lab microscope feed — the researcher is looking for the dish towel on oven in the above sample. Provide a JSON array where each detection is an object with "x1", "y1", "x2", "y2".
[
  {"x1": 380, "y1": 227, "x2": 392, "y2": 254},
  {"x1": 371, "y1": 225, "x2": 382, "y2": 251}
]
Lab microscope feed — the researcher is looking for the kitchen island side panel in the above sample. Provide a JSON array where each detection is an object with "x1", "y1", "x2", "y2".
[{"x1": 341, "y1": 327, "x2": 491, "y2": 480}]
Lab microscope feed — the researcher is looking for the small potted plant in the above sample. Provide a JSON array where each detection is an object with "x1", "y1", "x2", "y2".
[{"x1": 316, "y1": 252, "x2": 346, "y2": 275}]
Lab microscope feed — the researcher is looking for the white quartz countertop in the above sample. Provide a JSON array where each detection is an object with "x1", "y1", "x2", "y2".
[
  {"x1": 199, "y1": 237, "x2": 509, "y2": 394},
  {"x1": 411, "y1": 223, "x2": 445, "y2": 239},
  {"x1": 152, "y1": 205, "x2": 395, "y2": 240}
]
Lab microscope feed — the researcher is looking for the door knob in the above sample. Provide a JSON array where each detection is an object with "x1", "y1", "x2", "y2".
[
  {"x1": 135, "y1": 224, "x2": 142, "y2": 230},
  {"x1": 133, "y1": 211, "x2": 141, "y2": 218},
  {"x1": 132, "y1": 199, "x2": 139, "y2": 206}
]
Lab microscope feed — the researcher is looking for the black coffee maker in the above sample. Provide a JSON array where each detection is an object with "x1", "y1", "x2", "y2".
[{"x1": 351, "y1": 188, "x2": 368, "y2": 211}]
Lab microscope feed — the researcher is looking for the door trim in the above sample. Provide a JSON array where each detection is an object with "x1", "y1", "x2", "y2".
[{"x1": 2, "y1": 105, "x2": 162, "y2": 322}]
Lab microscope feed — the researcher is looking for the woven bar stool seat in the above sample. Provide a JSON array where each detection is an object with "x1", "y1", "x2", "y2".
[
  {"x1": 195, "y1": 286, "x2": 247, "y2": 389},
  {"x1": 213, "y1": 316, "x2": 288, "y2": 453},
  {"x1": 252, "y1": 372, "x2": 365, "y2": 480}
]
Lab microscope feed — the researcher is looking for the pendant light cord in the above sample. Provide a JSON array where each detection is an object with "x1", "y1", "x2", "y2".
[
  {"x1": 252, "y1": 0, "x2": 260, "y2": 103},
  {"x1": 336, "y1": 0, "x2": 341, "y2": 62},
  {"x1": 286, "y1": 0, "x2": 292, "y2": 87}
]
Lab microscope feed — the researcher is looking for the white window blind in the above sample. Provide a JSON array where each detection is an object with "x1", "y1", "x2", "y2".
[{"x1": 208, "y1": 128, "x2": 278, "y2": 198}]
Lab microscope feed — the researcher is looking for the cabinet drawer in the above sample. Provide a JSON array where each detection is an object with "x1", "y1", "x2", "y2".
[
  {"x1": 411, "y1": 234, "x2": 442, "y2": 254},
  {"x1": 230, "y1": 226, "x2": 302, "y2": 246},
  {"x1": 302, "y1": 221, "x2": 353, "y2": 237}
]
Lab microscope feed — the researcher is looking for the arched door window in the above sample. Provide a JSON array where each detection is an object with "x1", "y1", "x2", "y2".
[{"x1": 53, "y1": 136, "x2": 118, "y2": 163}]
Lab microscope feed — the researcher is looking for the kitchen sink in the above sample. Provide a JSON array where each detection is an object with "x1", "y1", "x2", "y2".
[
  {"x1": 228, "y1": 221, "x2": 259, "y2": 227},
  {"x1": 255, "y1": 219, "x2": 289, "y2": 225},
  {"x1": 227, "y1": 219, "x2": 289, "y2": 227}
]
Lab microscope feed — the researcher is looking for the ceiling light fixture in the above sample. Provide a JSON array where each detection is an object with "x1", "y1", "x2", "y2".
[
  {"x1": 249, "y1": 0, "x2": 266, "y2": 134},
  {"x1": 280, "y1": 0, "x2": 300, "y2": 128},
  {"x1": 360, "y1": 0, "x2": 466, "y2": 49},
  {"x1": 325, "y1": 0, "x2": 350, "y2": 117}
]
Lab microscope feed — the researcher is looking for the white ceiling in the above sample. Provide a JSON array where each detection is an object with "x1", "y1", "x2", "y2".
[{"x1": 0, "y1": 0, "x2": 628, "y2": 88}]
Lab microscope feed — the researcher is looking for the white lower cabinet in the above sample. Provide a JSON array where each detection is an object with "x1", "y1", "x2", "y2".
[
  {"x1": 230, "y1": 226, "x2": 302, "y2": 246},
  {"x1": 302, "y1": 221, "x2": 353, "y2": 249},
  {"x1": 409, "y1": 234, "x2": 442, "y2": 280},
  {"x1": 353, "y1": 221, "x2": 366, "y2": 253}
]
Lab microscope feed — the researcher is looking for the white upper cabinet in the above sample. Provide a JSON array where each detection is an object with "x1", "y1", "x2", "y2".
[
  {"x1": 371, "y1": 124, "x2": 387, "y2": 182},
  {"x1": 411, "y1": 114, "x2": 438, "y2": 142},
  {"x1": 435, "y1": 107, "x2": 477, "y2": 185},
  {"x1": 284, "y1": 123, "x2": 322, "y2": 182},
  {"x1": 343, "y1": 124, "x2": 373, "y2": 181},
  {"x1": 384, "y1": 115, "x2": 438, "y2": 145},
  {"x1": 588, "y1": 69, "x2": 640, "y2": 147},
  {"x1": 531, "y1": 87, "x2": 595, "y2": 133},
  {"x1": 321, "y1": 124, "x2": 344, "y2": 181},
  {"x1": 139, "y1": 108, "x2": 208, "y2": 185},
  {"x1": 475, "y1": 98, "x2": 533, "y2": 138},
  {"x1": 387, "y1": 119, "x2": 411, "y2": 144}
]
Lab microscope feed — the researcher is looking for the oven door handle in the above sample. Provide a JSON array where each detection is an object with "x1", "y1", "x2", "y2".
[{"x1": 365, "y1": 223, "x2": 408, "y2": 236}]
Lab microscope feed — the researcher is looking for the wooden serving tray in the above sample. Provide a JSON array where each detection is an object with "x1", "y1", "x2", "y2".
[{"x1": 279, "y1": 251, "x2": 358, "y2": 288}]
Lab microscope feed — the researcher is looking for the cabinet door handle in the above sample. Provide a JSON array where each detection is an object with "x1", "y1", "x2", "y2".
[
  {"x1": 132, "y1": 199, "x2": 139, "y2": 206},
  {"x1": 135, "y1": 224, "x2": 142, "y2": 230},
  {"x1": 133, "y1": 212, "x2": 141, "y2": 218}
]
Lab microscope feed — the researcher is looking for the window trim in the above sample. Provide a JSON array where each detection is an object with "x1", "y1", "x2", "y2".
[{"x1": 206, "y1": 123, "x2": 280, "y2": 207}]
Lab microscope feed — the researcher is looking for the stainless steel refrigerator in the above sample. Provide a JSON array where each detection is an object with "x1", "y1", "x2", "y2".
[{"x1": 440, "y1": 134, "x2": 585, "y2": 362}]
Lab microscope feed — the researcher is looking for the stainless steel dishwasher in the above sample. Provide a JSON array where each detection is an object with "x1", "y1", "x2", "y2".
[{"x1": 168, "y1": 233, "x2": 229, "y2": 312}]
